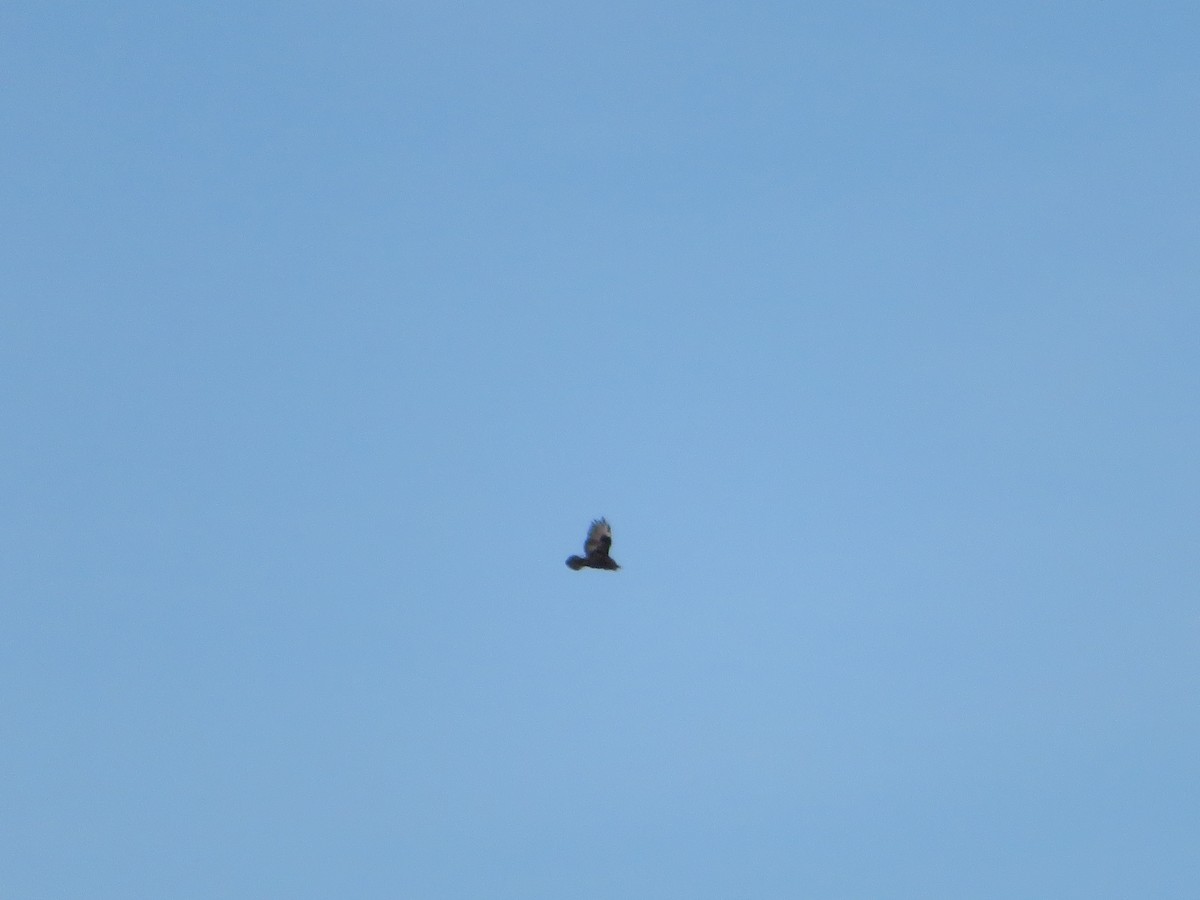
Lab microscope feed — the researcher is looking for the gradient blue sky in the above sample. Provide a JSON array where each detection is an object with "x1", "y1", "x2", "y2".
[{"x1": 4, "y1": 2, "x2": 1198, "y2": 897}]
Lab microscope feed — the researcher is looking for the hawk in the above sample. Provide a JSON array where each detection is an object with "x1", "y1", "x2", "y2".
[{"x1": 566, "y1": 518, "x2": 620, "y2": 571}]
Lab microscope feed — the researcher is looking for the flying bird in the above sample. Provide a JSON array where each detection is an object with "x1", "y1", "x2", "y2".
[{"x1": 566, "y1": 518, "x2": 620, "y2": 571}]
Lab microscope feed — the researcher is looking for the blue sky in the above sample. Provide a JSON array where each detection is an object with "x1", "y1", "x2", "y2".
[{"x1": 3, "y1": 2, "x2": 1198, "y2": 897}]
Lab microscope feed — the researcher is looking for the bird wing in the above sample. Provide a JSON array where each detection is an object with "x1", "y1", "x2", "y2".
[{"x1": 584, "y1": 518, "x2": 613, "y2": 556}]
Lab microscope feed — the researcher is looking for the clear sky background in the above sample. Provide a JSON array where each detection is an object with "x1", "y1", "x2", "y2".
[{"x1": 3, "y1": 2, "x2": 1198, "y2": 897}]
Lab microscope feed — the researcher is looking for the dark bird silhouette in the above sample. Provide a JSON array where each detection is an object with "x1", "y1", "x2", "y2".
[{"x1": 566, "y1": 518, "x2": 620, "y2": 571}]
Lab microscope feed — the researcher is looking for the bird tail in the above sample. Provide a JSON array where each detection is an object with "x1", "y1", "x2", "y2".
[{"x1": 566, "y1": 556, "x2": 585, "y2": 570}]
